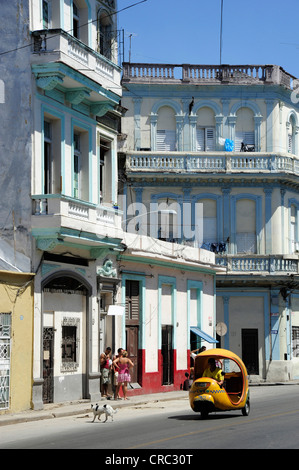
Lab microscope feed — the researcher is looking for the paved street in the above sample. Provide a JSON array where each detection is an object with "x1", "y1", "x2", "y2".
[{"x1": 0, "y1": 385, "x2": 299, "y2": 450}]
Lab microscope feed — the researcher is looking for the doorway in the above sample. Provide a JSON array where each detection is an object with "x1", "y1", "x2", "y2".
[
  {"x1": 161, "y1": 325, "x2": 173, "y2": 385},
  {"x1": 42, "y1": 327, "x2": 54, "y2": 403},
  {"x1": 242, "y1": 328, "x2": 259, "y2": 375},
  {"x1": 125, "y1": 280, "x2": 140, "y2": 384}
]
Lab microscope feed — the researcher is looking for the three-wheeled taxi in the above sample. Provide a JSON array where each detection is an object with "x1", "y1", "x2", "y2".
[{"x1": 189, "y1": 348, "x2": 250, "y2": 419}]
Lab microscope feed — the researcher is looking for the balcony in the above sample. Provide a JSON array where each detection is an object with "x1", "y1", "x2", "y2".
[
  {"x1": 31, "y1": 29, "x2": 122, "y2": 106},
  {"x1": 31, "y1": 195, "x2": 124, "y2": 257},
  {"x1": 122, "y1": 63, "x2": 296, "y2": 88},
  {"x1": 216, "y1": 254, "x2": 299, "y2": 274},
  {"x1": 125, "y1": 151, "x2": 299, "y2": 181}
]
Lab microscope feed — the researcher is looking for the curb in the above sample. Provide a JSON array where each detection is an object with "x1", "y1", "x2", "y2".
[{"x1": 1, "y1": 381, "x2": 299, "y2": 427}]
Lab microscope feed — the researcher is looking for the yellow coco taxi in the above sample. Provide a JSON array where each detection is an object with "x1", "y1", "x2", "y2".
[{"x1": 189, "y1": 348, "x2": 250, "y2": 419}]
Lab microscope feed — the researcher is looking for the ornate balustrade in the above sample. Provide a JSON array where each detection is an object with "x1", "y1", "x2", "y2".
[
  {"x1": 126, "y1": 152, "x2": 299, "y2": 176},
  {"x1": 216, "y1": 255, "x2": 299, "y2": 274},
  {"x1": 122, "y1": 63, "x2": 296, "y2": 89}
]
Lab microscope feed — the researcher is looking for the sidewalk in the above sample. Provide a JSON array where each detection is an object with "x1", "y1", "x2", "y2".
[
  {"x1": 1, "y1": 381, "x2": 299, "y2": 427},
  {"x1": 0, "y1": 390, "x2": 188, "y2": 427}
]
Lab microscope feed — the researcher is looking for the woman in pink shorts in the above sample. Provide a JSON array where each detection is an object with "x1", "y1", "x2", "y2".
[{"x1": 113, "y1": 350, "x2": 134, "y2": 400}]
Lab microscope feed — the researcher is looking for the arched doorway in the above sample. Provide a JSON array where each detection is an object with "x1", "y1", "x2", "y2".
[{"x1": 42, "y1": 273, "x2": 91, "y2": 404}]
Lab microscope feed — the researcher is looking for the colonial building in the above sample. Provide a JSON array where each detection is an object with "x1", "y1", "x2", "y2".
[
  {"x1": 120, "y1": 62, "x2": 299, "y2": 382},
  {"x1": 0, "y1": 2, "x2": 220, "y2": 409}
]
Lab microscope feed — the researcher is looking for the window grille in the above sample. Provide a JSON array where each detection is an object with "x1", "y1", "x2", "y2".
[{"x1": 0, "y1": 313, "x2": 11, "y2": 409}]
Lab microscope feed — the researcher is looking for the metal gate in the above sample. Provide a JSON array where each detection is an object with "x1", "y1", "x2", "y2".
[
  {"x1": 43, "y1": 327, "x2": 54, "y2": 403},
  {"x1": 0, "y1": 313, "x2": 11, "y2": 410}
]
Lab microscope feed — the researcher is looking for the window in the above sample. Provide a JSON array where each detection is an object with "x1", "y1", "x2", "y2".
[
  {"x1": 235, "y1": 107, "x2": 255, "y2": 151},
  {"x1": 43, "y1": 115, "x2": 62, "y2": 195},
  {"x1": 288, "y1": 115, "x2": 296, "y2": 155},
  {"x1": 97, "y1": 10, "x2": 114, "y2": 60},
  {"x1": 290, "y1": 204, "x2": 298, "y2": 253},
  {"x1": 73, "y1": 2, "x2": 80, "y2": 39},
  {"x1": 157, "y1": 130, "x2": 176, "y2": 151},
  {"x1": 61, "y1": 326, "x2": 77, "y2": 363},
  {"x1": 196, "y1": 127, "x2": 215, "y2": 151},
  {"x1": 44, "y1": 120, "x2": 52, "y2": 194},
  {"x1": 236, "y1": 199, "x2": 256, "y2": 253},
  {"x1": 73, "y1": 133, "x2": 81, "y2": 198},
  {"x1": 99, "y1": 138, "x2": 112, "y2": 203},
  {"x1": 125, "y1": 280, "x2": 140, "y2": 323},
  {"x1": 43, "y1": 0, "x2": 49, "y2": 28},
  {"x1": 156, "y1": 106, "x2": 176, "y2": 151}
]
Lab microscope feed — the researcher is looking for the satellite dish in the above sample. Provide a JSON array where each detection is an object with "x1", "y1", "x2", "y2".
[{"x1": 216, "y1": 322, "x2": 227, "y2": 336}]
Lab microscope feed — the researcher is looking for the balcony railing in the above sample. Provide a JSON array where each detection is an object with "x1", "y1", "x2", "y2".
[
  {"x1": 31, "y1": 29, "x2": 121, "y2": 90},
  {"x1": 122, "y1": 63, "x2": 297, "y2": 89},
  {"x1": 216, "y1": 255, "x2": 299, "y2": 274},
  {"x1": 126, "y1": 152, "x2": 299, "y2": 176},
  {"x1": 32, "y1": 195, "x2": 123, "y2": 240}
]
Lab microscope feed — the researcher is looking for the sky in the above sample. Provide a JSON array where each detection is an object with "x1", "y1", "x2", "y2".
[{"x1": 118, "y1": 0, "x2": 299, "y2": 79}]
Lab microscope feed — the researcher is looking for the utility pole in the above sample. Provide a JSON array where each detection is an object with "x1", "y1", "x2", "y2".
[{"x1": 220, "y1": 0, "x2": 223, "y2": 65}]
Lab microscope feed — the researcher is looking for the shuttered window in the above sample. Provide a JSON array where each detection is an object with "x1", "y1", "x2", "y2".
[
  {"x1": 235, "y1": 131, "x2": 255, "y2": 151},
  {"x1": 196, "y1": 127, "x2": 215, "y2": 151},
  {"x1": 156, "y1": 130, "x2": 176, "y2": 151},
  {"x1": 125, "y1": 280, "x2": 140, "y2": 323}
]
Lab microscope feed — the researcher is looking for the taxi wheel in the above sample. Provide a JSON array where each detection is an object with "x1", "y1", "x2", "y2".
[{"x1": 241, "y1": 399, "x2": 250, "y2": 416}]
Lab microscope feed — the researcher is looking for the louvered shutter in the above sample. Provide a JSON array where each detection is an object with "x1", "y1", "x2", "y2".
[
  {"x1": 156, "y1": 130, "x2": 176, "y2": 151},
  {"x1": 125, "y1": 280, "x2": 140, "y2": 323},
  {"x1": 196, "y1": 128, "x2": 205, "y2": 150},
  {"x1": 205, "y1": 127, "x2": 215, "y2": 151},
  {"x1": 196, "y1": 127, "x2": 215, "y2": 150}
]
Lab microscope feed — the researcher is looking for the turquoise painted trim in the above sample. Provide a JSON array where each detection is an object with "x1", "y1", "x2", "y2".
[
  {"x1": 230, "y1": 194, "x2": 262, "y2": 254},
  {"x1": 36, "y1": 91, "x2": 98, "y2": 126},
  {"x1": 121, "y1": 273, "x2": 146, "y2": 350},
  {"x1": 270, "y1": 290, "x2": 280, "y2": 361},
  {"x1": 187, "y1": 280, "x2": 203, "y2": 349},
  {"x1": 222, "y1": 296, "x2": 230, "y2": 350},
  {"x1": 158, "y1": 275, "x2": 177, "y2": 350},
  {"x1": 32, "y1": 63, "x2": 120, "y2": 103},
  {"x1": 217, "y1": 291, "x2": 270, "y2": 361},
  {"x1": 41, "y1": 105, "x2": 65, "y2": 194}
]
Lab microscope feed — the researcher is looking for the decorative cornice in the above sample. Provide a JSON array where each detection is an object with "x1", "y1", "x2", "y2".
[
  {"x1": 36, "y1": 74, "x2": 64, "y2": 90},
  {"x1": 66, "y1": 89, "x2": 90, "y2": 104},
  {"x1": 90, "y1": 102, "x2": 115, "y2": 116}
]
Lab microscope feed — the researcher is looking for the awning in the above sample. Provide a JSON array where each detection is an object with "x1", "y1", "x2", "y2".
[{"x1": 190, "y1": 327, "x2": 219, "y2": 344}]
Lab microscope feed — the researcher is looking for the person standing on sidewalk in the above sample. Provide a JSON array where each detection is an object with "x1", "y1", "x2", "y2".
[
  {"x1": 113, "y1": 350, "x2": 134, "y2": 400},
  {"x1": 112, "y1": 347, "x2": 123, "y2": 399},
  {"x1": 100, "y1": 347, "x2": 112, "y2": 398}
]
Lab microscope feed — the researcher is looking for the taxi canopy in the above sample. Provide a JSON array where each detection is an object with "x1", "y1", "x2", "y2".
[{"x1": 194, "y1": 348, "x2": 248, "y2": 381}]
